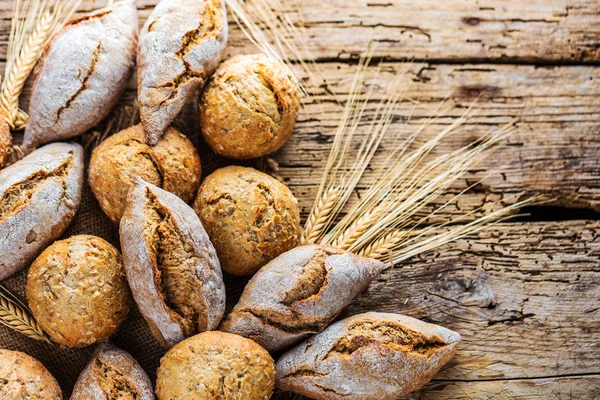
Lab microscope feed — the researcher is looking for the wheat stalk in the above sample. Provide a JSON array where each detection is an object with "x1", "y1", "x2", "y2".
[
  {"x1": 302, "y1": 186, "x2": 340, "y2": 244},
  {"x1": 0, "y1": 285, "x2": 50, "y2": 343},
  {"x1": 0, "y1": 0, "x2": 81, "y2": 129}
]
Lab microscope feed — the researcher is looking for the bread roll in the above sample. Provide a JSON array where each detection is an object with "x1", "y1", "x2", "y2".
[
  {"x1": 276, "y1": 312, "x2": 461, "y2": 400},
  {"x1": 156, "y1": 331, "x2": 275, "y2": 400},
  {"x1": 194, "y1": 166, "x2": 300, "y2": 276},
  {"x1": 138, "y1": 0, "x2": 228, "y2": 145},
  {"x1": 0, "y1": 350, "x2": 62, "y2": 400},
  {"x1": 220, "y1": 245, "x2": 384, "y2": 351},
  {"x1": 120, "y1": 178, "x2": 226, "y2": 349},
  {"x1": 23, "y1": 0, "x2": 138, "y2": 149},
  {"x1": 199, "y1": 54, "x2": 301, "y2": 159},
  {"x1": 71, "y1": 343, "x2": 154, "y2": 400},
  {"x1": 89, "y1": 124, "x2": 201, "y2": 224},
  {"x1": 0, "y1": 142, "x2": 83, "y2": 280},
  {"x1": 0, "y1": 118, "x2": 11, "y2": 168},
  {"x1": 27, "y1": 235, "x2": 131, "y2": 348}
]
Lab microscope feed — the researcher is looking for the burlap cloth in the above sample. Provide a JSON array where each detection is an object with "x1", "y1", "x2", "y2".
[{"x1": 0, "y1": 94, "x2": 263, "y2": 396}]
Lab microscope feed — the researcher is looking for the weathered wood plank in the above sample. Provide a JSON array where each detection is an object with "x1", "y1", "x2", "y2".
[
  {"x1": 342, "y1": 220, "x2": 600, "y2": 382},
  {"x1": 0, "y1": 0, "x2": 599, "y2": 62},
  {"x1": 409, "y1": 375, "x2": 600, "y2": 399},
  {"x1": 276, "y1": 62, "x2": 600, "y2": 221}
]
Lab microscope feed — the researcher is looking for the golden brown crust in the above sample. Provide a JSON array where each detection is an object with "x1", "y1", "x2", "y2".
[
  {"x1": 199, "y1": 54, "x2": 301, "y2": 159},
  {"x1": 0, "y1": 350, "x2": 62, "y2": 400},
  {"x1": 27, "y1": 235, "x2": 132, "y2": 348},
  {"x1": 0, "y1": 118, "x2": 11, "y2": 168},
  {"x1": 156, "y1": 331, "x2": 275, "y2": 399},
  {"x1": 89, "y1": 124, "x2": 201, "y2": 224},
  {"x1": 193, "y1": 166, "x2": 300, "y2": 276}
]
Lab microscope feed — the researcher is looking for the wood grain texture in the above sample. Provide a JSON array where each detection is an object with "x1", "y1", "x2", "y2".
[{"x1": 1, "y1": 0, "x2": 599, "y2": 63}]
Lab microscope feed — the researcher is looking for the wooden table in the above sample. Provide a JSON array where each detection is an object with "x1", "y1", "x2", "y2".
[{"x1": 1, "y1": 0, "x2": 599, "y2": 398}]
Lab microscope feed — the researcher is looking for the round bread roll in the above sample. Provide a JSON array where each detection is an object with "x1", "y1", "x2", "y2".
[
  {"x1": 0, "y1": 118, "x2": 11, "y2": 168},
  {"x1": 0, "y1": 349, "x2": 62, "y2": 399},
  {"x1": 199, "y1": 54, "x2": 301, "y2": 159},
  {"x1": 89, "y1": 124, "x2": 201, "y2": 223},
  {"x1": 156, "y1": 331, "x2": 275, "y2": 400},
  {"x1": 27, "y1": 235, "x2": 132, "y2": 347},
  {"x1": 194, "y1": 166, "x2": 301, "y2": 276}
]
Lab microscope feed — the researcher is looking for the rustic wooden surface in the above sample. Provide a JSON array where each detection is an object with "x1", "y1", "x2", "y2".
[{"x1": 0, "y1": 0, "x2": 599, "y2": 399}]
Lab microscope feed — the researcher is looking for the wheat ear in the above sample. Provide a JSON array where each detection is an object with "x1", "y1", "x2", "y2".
[
  {"x1": 1, "y1": 0, "x2": 81, "y2": 129},
  {"x1": 0, "y1": 285, "x2": 50, "y2": 343},
  {"x1": 302, "y1": 187, "x2": 339, "y2": 244}
]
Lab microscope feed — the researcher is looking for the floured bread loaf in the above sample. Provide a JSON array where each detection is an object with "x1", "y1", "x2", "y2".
[
  {"x1": 71, "y1": 343, "x2": 154, "y2": 399},
  {"x1": 276, "y1": 312, "x2": 461, "y2": 400},
  {"x1": 0, "y1": 142, "x2": 83, "y2": 280},
  {"x1": 120, "y1": 178, "x2": 226, "y2": 349},
  {"x1": 138, "y1": 0, "x2": 228, "y2": 145},
  {"x1": 23, "y1": 0, "x2": 138, "y2": 148},
  {"x1": 0, "y1": 350, "x2": 62, "y2": 400},
  {"x1": 220, "y1": 245, "x2": 384, "y2": 351}
]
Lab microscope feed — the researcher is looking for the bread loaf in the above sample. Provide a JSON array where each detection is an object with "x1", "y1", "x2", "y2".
[
  {"x1": 220, "y1": 245, "x2": 384, "y2": 351},
  {"x1": 0, "y1": 118, "x2": 11, "y2": 168},
  {"x1": 276, "y1": 312, "x2": 461, "y2": 400},
  {"x1": 89, "y1": 124, "x2": 201, "y2": 224},
  {"x1": 27, "y1": 235, "x2": 132, "y2": 348},
  {"x1": 0, "y1": 142, "x2": 83, "y2": 280},
  {"x1": 199, "y1": 54, "x2": 301, "y2": 159},
  {"x1": 120, "y1": 178, "x2": 226, "y2": 349},
  {"x1": 71, "y1": 343, "x2": 154, "y2": 400},
  {"x1": 194, "y1": 166, "x2": 301, "y2": 276},
  {"x1": 23, "y1": 0, "x2": 138, "y2": 149},
  {"x1": 0, "y1": 349, "x2": 62, "y2": 400},
  {"x1": 156, "y1": 331, "x2": 275, "y2": 400},
  {"x1": 138, "y1": 0, "x2": 228, "y2": 145}
]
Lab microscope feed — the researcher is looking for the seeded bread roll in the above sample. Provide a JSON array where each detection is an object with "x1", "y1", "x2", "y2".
[
  {"x1": 0, "y1": 349, "x2": 62, "y2": 400},
  {"x1": 120, "y1": 178, "x2": 226, "y2": 349},
  {"x1": 138, "y1": 0, "x2": 228, "y2": 145},
  {"x1": 200, "y1": 54, "x2": 301, "y2": 159},
  {"x1": 156, "y1": 331, "x2": 275, "y2": 400},
  {"x1": 23, "y1": 0, "x2": 138, "y2": 149},
  {"x1": 276, "y1": 312, "x2": 461, "y2": 400},
  {"x1": 27, "y1": 235, "x2": 132, "y2": 348},
  {"x1": 0, "y1": 142, "x2": 83, "y2": 280},
  {"x1": 0, "y1": 118, "x2": 11, "y2": 168},
  {"x1": 71, "y1": 343, "x2": 154, "y2": 400},
  {"x1": 89, "y1": 124, "x2": 201, "y2": 224},
  {"x1": 220, "y1": 245, "x2": 384, "y2": 351},
  {"x1": 194, "y1": 166, "x2": 300, "y2": 276}
]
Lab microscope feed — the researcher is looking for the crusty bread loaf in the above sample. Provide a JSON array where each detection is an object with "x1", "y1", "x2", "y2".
[
  {"x1": 194, "y1": 166, "x2": 301, "y2": 276},
  {"x1": 199, "y1": 54, "x2": 301, "y2": 159},
  {"x1": 27, "y1": 235, "x2": 132, "y2": 348},
  {"x1": 71, "y1": 343, "x2": 154, "y2": 400},
  {"x1": 23, "y1": 0, "x2": 138, "y2": 149},
  {"x1": 138, "y1": 0, "x2": 228, "y2": 145},
  {"x1": 120, "y1": 178, "x2": 226, "y2": 349},
  {"x1": 276, "y1": 312, "x2": 461, "y2": 400},
  {"x1": 89, "y1": 124, "x2": 201, "y2": 224},
  {"x1": 220, "y1": 245, "x2": 384, "y2": 351},
  {"x1": 0, "y1": 118, "x2": 11, "y2": 168},
  {"x1": 0, "y1": 349, "x2": 62, "y2": 400},
  {"x1": 156, "y1": 331, "x2": 275, "y2": 400},
  {"x1": 0, "y1": 142, "x2": 83, "y2": 280}
]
